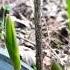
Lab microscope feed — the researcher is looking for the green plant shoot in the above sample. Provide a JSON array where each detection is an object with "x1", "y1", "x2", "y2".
[
  {"x1": 5, "y1": 15, "x2": 21, "y2": 70},
  {"x1": 51, "y1": 62, "x2": 63, "y2": 70},
  {"x1": 67, "y1": 0, "x2": 70, "y2": 30}
]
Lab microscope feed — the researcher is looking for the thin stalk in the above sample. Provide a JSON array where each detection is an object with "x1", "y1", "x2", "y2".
[{"x1": 34, "y1": 0, "x2": 43, "y2": 70}]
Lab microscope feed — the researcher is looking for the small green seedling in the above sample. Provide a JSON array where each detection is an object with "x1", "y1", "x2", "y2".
[
  {"x1": 51, "y1": 62, "x2": 63, "y2": 70},
  {"x1": 5, "y1": 15, "x2": 21, "y2": 70}
]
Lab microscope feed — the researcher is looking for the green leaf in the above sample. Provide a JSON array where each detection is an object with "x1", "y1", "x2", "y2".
[
  {"x1": 31, "y1": 64, "x2": 37, "y2": 70},
  {"x1": 67, "y1": 0, "x2": 70, "y2": 17},
  {"x1": 66, "y1": 0, "x2": 70, "y2": 30},
  {"x1": 5, "y1": 15, "x2": 21, "y2": 70},
  {"x1": 51, "y1": 62, "x2": 63, "y2": 70},
  {"x1": 3, "y1": 4, "x2": 11, "y2": 12}
]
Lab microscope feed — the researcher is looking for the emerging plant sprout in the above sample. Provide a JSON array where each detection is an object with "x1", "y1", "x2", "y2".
[
  {"x1": 51, "y1": 62, "x2": 63, "y2": 70},
  {"x1": 5, "y1": 15, "x2": 21, "y2": 70},
  {"x1": 67, "y1": 0, "x2": 70, "y2": 30}
]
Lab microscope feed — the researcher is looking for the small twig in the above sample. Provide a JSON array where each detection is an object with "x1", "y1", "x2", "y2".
[
  {"x1": 46, "y1": 19, "x2": 63, "y2": 64},
  {"x1": 17, "y1": 36, "x2": 35, "y2": 46},
  {"x1": 19, "y1": 12, "x2": 35, "y2": 28},
  {"x1": 11, "y1": 16, "x2": 30, "y2": 28}
]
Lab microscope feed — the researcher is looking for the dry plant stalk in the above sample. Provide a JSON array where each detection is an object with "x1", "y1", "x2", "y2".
[{"x1": 34, "y1": 0, "x2": 43, "y2": 70}]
